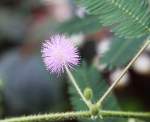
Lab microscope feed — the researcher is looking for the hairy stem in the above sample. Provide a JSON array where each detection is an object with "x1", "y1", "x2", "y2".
[
  {"x1": 65, "y1": 66, "x2": 92, "y2": 108},
  {"x1": 97, "y1": 40, "x2": 150, "y2": 106},
  {"x1": 0, "y1": 111, "x2": 90, "y2": 122},
  {"x1": 101, "y1": 110, "x2": 150, "y2": 118},
  {"x1": 1, "y1": 110, "x2": 150, "y2": 122}
]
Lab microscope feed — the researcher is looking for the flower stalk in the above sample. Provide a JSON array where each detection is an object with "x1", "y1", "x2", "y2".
[{"x1": 65, "y1": 66, "x2": 92, "y2": 108}]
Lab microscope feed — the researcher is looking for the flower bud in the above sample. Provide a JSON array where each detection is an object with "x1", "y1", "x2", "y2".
[{"x1": 83, "y1": 87, "x2": 93, "y2": 101}]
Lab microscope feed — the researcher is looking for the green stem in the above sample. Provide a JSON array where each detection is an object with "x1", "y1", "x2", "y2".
[
  {"x1": 1, "y1": 110, "x2": 150, "y2": 122},
  {"x1": 0, "y1": 111, "x2": 90, "y2": 122},
  {"x1": 97, "y1": 40, "x2": 150, "y2": 106},
  {"x1": 65, "y1": 66, "x2": 92, "y2": 108},
  {"x1": 101, "y1": 110, "x2": 150, "y2": 118}
]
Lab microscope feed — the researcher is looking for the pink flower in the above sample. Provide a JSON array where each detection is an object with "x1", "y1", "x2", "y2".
[{"x1": 41, "y1": 34, "x2": 80, "y2": 75}]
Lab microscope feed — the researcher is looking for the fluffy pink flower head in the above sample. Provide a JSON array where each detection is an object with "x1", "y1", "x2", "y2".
[{"x1": 41, "y1": 34, "x2": 80, "y2": 75}]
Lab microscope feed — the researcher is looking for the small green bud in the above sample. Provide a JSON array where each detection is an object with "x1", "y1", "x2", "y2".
[
  {"x1": 90, "y1": 104, "x2": 99, "y2": 116},
  {"x1": 83, "y1": 87, "x2": 93, "y2": 100}
]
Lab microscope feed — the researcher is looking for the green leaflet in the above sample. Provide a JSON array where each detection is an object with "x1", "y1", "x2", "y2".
[
  {"x1": 57, "y1": 15, "x2": 102, "y2": 34},
  {"x1": 77, "y1": 0, "x2": 150, "y2": 39},
  {"x1": 100, "y1": 36, "x2": 147, "y2": 70},
  {"x1": 68, "y1": 63, "x2": 125, "y2": 122}
]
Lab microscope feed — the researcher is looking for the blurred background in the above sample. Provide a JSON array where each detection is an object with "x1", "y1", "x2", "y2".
[{"x1": 0, "y1": 0, "x2": 149, "y2": 120}]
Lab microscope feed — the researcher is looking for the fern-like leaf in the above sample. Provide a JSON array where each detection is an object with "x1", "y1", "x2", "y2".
[
  {"x1": 100, "y1": 36, "x2": 147, "y2": 69},
  {"x1": 77, "y1": 0, "x2": 150, "y2": 38}
]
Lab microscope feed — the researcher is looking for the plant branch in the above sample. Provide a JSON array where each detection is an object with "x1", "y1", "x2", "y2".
[
  {"x1": 0, "y1": 111, "x2": 90, "y2": 122},
  {"x1": 101, "y1": 110, "x2": 150, "y2": 118},
  {"x1": 65, "y1": 66, "x2": 92, "y2": 108},
  {"x1": 1, "y1": 110, "x2": 150, "y2": 122},
  {"x1": 97, "y1": 40, "x2": 150, "y2": 106}
]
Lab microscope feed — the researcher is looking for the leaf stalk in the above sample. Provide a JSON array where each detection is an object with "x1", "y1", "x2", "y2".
[{"x1": 97, "y1": 40, "x2": 150, "y2": 106}]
